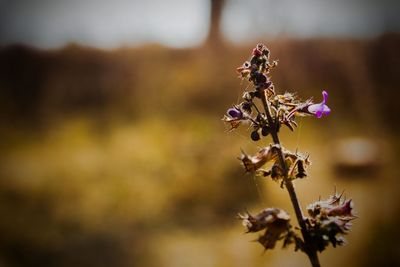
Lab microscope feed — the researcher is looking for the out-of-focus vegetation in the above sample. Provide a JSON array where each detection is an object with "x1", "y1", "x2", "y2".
[{"x1": 0, "y1": 34, "x2": 400, "y2": 267}]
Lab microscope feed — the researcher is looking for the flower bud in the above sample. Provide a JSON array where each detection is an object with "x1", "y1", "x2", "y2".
[
  {"x1": 252, "y1": 47, "x2": 263, "y2": 57},
  {"x1": 251, "y1": 130, "x2": 260, "y2": 141},
  {"x1": 251, "y1": 71, "x2": 268, "y2": 85},
  {"x1": 256, "y1": 43, "x2": 269, "y2": 58},
  {"x1": 227, "y1": 107, "x2": 242, "y2": 119},
  {"x1": 241, "y1": 102, "x2": 252, "y2": 114},
  {"x1": 261, "y1": 126, "x2": 270, "y2": 136}
]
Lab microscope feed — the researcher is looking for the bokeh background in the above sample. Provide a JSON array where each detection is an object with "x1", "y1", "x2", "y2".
[{"x1": 1, "y1": 0, "x2": 400, "y2": 266}]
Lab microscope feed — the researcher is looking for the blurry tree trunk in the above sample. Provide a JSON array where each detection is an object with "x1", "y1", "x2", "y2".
[{"x1": 206, "y1": 0, "x2": 225, "y2": 47}]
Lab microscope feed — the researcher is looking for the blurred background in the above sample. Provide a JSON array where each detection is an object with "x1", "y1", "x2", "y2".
[{"x1": 0, "y1": 0, "x2": 400, "y2": 266}]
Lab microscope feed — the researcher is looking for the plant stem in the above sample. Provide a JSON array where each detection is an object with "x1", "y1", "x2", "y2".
[{"x1": 259, "y1": 88, "x2": 321, "y2": 267}]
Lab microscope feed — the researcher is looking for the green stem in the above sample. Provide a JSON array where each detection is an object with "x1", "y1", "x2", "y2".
[{"x1": 259, "y1": 88, "x2": 321, "y2": 267}]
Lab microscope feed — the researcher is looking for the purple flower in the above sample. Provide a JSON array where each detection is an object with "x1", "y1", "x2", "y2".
[
  {"x1": 227, "y1": 107, "x2": 243, "y2": 119},
  {"x1": 307, "y1": 91, "x2": 331, "y2": 118}
]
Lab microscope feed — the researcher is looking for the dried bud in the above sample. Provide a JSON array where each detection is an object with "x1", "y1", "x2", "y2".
[
  {"x1": 250, "y1": 56, "x2": 266, "y2": 68},
  {"x1": 261, "y1": 126, "x2": 270, "y2": 136},
  {"x1": 238, "y1": 208, "x2": 290, "y2": 233},
  {"x1": 327, "y1": 199, "x2": 353, "y2": 217},
  {"x1": 270, "y1": 164, "x2": 284, "y2": 180},
  {"x1": 241, "y1": 102, "x2": 252, "y2": 114},
  {"x1": 256, "y1": 43, "x2": 269, "y2": 58},
  {"x1": 252, "y1": 47, "x2": 263, "y2": 57},
  {"x1": 238, "y1": 208, "x2": 300, "y2": 251},
  {"x1": 251, "y1": 71, "x2": 268, "y2": 86},
  {"x1": 240, "y1": 145, "x2": 279, "y2": 172},
  {"x1": 283, "y1": 151, "x2": 311, "y2": 180}
]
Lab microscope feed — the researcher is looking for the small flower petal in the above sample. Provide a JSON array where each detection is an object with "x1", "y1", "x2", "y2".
[
  {"x1": 322, "y1": 90, "x2": 328, "y2": 104},
  {"x1": 307, "y1": 91, "x2": 331, "y2": 118}
]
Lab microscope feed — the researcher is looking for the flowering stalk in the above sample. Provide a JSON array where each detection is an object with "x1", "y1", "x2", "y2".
[
  {"x1": 223, "y1": 44, "x2": 356, "y2": 267},
  {"x1": 260, "y1": 86, "x2": 321, "y2": 267}
]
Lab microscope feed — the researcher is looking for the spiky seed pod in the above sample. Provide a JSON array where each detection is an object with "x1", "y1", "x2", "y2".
[{"x1": 306, "y1": 193, "x2": 356, "y2": 252}]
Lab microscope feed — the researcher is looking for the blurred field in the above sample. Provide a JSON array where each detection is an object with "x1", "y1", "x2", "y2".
[{"x1": 0, "y1": 34, "x2": 400, "y2": 267}]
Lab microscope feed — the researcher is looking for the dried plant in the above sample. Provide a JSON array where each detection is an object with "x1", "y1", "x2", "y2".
[{"x1": 223, "y1": 44, "x2": 356, "y2": 267}]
